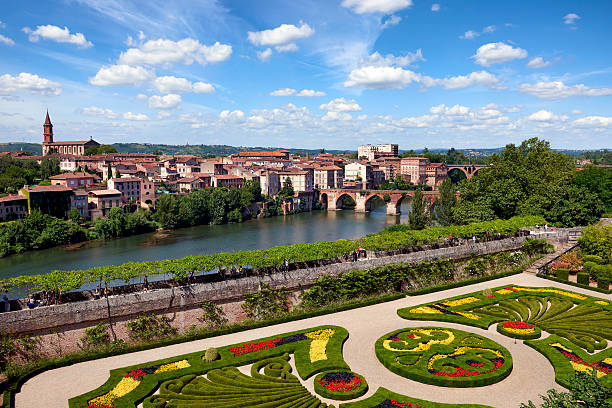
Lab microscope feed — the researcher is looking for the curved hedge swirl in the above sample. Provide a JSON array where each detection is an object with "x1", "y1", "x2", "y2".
[
  {"x1": 339, "y1": 387, "x2": 493, "y2": 408},
  {"x1": 314, "y1": 370, "x2": 368, "y2": 401},
  {"x1": 69, "y1": 325, "x2": 348, "y2": 408},
  {"x1": 397, "y1": 285, "x2": 612, "y2": 387},
  {"x1": 143, "y1": 354, "x2": 332, "y2": 408},
  {"x1": 375, "y1": 327, "x2": 513, "y2": 387}
]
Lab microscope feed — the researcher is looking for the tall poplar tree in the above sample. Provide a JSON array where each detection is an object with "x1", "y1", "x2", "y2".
[{"x1": 408, "y1": 187, "x2": 428, "y2": 230}]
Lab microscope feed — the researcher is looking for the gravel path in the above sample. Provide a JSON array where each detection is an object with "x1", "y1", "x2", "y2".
[{"x1": 15, "y1": 273, "x2": 612, "y2": 408}]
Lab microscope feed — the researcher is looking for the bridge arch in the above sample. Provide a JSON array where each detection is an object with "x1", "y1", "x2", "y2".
[
  {"x1": 363, "y1": 193, "x2": 386, "y2": 211},
  {"x1": 448, "y1": 168, "x2": 467, "y2": 184},
  {"x1": 319, "y1": 192, "x2": 328, "y2": 208},
  {"x1": 335, "y1": 193, "x2": 356, "y2": 209}
]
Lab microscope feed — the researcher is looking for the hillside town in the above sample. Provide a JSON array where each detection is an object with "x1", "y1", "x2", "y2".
[{"x1": 0, "y1": 112, "x2": 486, "y2": 222}]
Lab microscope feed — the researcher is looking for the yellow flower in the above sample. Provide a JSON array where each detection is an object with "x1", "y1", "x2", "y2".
[
  {"x1": 89, "y1": 377, "x2": 141, "y2": 406},
  {"x1": 496, "y1": 289, "x2": 513, "y2": 295},
  {"x1": 154, "y1": 359, "x2": 191, "y2": 374},
  {"x1": 444, "y1": 297, "x2": 479, "y2": 307},
  {"x1": 305, "y1": 329, "x2": 335, "y2": 362},
  {"x1": 304, "y1": 329, "x2": 335, "y2": 340},
  {"x1": 409, "y1": 306, "x2": 441, "y2": 315},
  {"x1": 595, "y1": 300, "x2": 609, "y2": 306}
]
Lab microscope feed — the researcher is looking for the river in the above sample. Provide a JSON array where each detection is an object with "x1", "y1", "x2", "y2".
[{"x1": 0, "y1": 201, "x2": 412, "y2": 283}]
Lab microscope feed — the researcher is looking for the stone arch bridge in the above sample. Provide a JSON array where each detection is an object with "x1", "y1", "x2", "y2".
[
  {"x1": 446, "y1": 164, "x2": 488, "y2": 179},
  {"x1": 320, "y1": 189, "x2": 442, "y2": 215}
]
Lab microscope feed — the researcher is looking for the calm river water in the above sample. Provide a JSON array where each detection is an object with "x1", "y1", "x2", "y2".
[{"x1": 0, "y1": 201, "x2": 412, "y2": 282}]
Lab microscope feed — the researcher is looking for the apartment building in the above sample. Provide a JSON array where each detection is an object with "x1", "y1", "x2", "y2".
[
  {"x1": 0, "y1": 195, "x2": 27, "y2": 221},
  {"x1": 314, "y1": 166, "x2": 343, "y2": 189},
  {"x1": 107, "y1": 177, "x2": 142, "y2": 204},
  {"x1": 400, "y1": 157, "x2": 430, "y2": 185},
  {"x1": 88, "y1": 190, "x2": 122, "y2": 219},
  {"x1": 50, "y1": 172, "x2": 99, "y2": 189},
  {"x1": 277, "y1": 168, "x2": 314, "y2": 193},
  {"x1": 358, "y1": 144, "x2": 399, "y2": 161},
  {"x1": 212, "y1": 174, "x2": 244, "y2": 188}
]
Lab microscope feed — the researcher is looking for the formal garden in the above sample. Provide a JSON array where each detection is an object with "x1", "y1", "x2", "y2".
[{"x1": 56, "y1": 281, "x2": 611, "y2": 408}]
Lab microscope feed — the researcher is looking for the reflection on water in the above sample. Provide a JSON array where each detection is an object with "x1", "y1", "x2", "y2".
[{"x1": 0, "y1": 201, "x2": 412, "y2": 280}]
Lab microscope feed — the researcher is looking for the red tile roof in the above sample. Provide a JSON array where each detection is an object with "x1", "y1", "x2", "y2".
[
  {"x1": 49, "y1": 172, "x2": 97, "y2": 180},
  {"x1": 0, "y1": 195, "x2": 27, "y2": 203},
  {"x1": 23, "y1": 185, "x2": 72, "y2": 193}
]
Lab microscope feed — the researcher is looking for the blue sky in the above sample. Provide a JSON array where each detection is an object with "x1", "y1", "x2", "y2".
[{"x1": 1, "y1": 0, "x2": 611, "y2": 150}]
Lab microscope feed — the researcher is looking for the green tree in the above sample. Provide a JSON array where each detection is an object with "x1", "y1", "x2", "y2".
[
  {"x1": 578, "y1": 223, "x2": 612, "y2": 261},
  {"x1": 433, "y1": 179, "x2": 457, "y2": 226},
  {"x1": 547, "y1": 185, "x2": 604, "y2": 227},
  {"x1": 67, "y1": 208, "x2": 84, "y2": 224},
  {"x1": 39, "y1": 157, "x2": 60, "y2": 180},
  {"x1": 154, "y1": 194, "x2": 180, "y2": 229},
  {"x1": 279, "y1": 177, "x2": 294, "y2": 200},
  {"x1": 573, "y1": 165, "x2": 612, "y2": 213},
  {"x1": 520, "y1": 371, "x2": 611, "y2": 408},
  {"x1": 408, "y1": 187, "x2": 428, "y2": 230}
]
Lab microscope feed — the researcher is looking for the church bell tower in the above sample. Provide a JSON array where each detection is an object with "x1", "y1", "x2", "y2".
[{"x1": 43, "y1": 110, "x2": 53, "y2": 143}]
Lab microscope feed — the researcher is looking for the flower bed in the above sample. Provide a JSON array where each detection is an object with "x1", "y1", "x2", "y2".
[
  {"x1": 497, "y1": 320, "x2": 541, "y2": 340},
  {"x1": 375, "y1": 327, "x2": 513, "y2": 387},
  {"x1": 70, "y1": 325, "x2": 349, "y2": 408},
  {"x1": 314, "y1": 370, "x2": 368, "y2": 400},
  {"x1": 339, "y1": 387, "x2": 493, "y2": 408}
]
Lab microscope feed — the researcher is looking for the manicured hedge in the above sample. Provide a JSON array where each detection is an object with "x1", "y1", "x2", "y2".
[
  {"x1": 496, "y1": 320, "x2": 541, "y2": 340},
  {"x1": 69, "y1": 325, "x2": 349, "y2": 408},
  {"x1": 405, "y1": 268, "x2": 523, "y2": 296},
  {"x1": 340, "y1": 387, "x2": 493, "y2": 408},
  {"x1": 555, "y1": 268, "x2": 569, "y2": 281},
  {"x1": 598, "y1": 278, "x2": 611, "y2": 290},
  {"x1": 314, "y1": 370, "x2": 368, "y2": 401},
  {"x1": 536, "y1": 273, "x2": 612, "y2": 294},
  {"x1": 577, "y1": 272, "x2": 590, "y2": 285},
  {"x1": 375, "y1": 327, "x2": 513, "y2": 388}
]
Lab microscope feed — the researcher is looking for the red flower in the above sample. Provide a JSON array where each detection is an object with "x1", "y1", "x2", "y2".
[{"x1": 124, "y1": 369, "x2": 146, "y2": 381}]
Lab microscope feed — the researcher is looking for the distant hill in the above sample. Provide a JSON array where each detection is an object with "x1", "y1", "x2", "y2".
[{"x1": 0, "y1": 142, "x2": 43, "y2": 155}]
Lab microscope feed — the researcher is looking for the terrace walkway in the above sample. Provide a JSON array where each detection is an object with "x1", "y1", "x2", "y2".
[{"x1": 15, "y1": 272, "x2": 612, "y2": 408}]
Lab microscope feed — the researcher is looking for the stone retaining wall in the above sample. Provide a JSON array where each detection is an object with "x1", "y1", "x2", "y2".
[{"x1": 0, "y1": 231, "x2": 569, "y2": 336}]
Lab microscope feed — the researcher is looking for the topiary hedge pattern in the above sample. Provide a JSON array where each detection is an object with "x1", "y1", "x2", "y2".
[
  {"x1": 397, "y1": 285, "x2": 612, "y2": 387},
  {"x1": 375, "y1": 327, "x2": 513, "y2": 388},
  {"x1": 339, "y1": 387, "x2": 493, "y2": 408},
  {"x1": 314, "y1": 370, "x2": 368, "y2": 401},
  {"x1": 69, "y1": 325, "x2": 349, "y2": 408},
  {"x1": 143, "y1": 354, "x2": 334, "y2": 408}
]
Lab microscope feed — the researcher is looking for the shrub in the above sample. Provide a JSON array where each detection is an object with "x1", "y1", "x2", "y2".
[
  {"x1": 577, "y1": 272, "x2": 590, "y2": 285},
  {"x1": 482, "y1": 288, "x2": 493, "y2": 297},
  {"x1": 198, "y1": 301, "x2": 228, "y2": 329},
  {"x1": 126, "y1": 314, "x2": 177, "y2": 342},
  {"x1": 555, "y1": 268, "x2": 569, "y2": 281},
  {"x1": 81, "y1": 323, "x2": 111, "y2": 348},
  {"x1": 578, "y1": 223, "x2": 612, "y2": 262},
  {"x1": 583, "y1": 261, "x2": 598, "y2": 275},
  {"x1": 204, "y1": 347, "x2": 219, "y2": 362},
  {"x1": 242, "y1": 283, "x2": 289, "y2": 320},
  {"x1": 597, "y1": 277, "x2": 610, "y2": 290},
  {"x1": 583, "y1": 254, "x2": 605, "y2": 265}
]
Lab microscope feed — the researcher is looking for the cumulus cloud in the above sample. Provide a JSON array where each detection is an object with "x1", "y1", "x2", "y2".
[
  {"x1": 431, "y1": 4, "x2": 440, "y2": 11},
  {"x1": 322, "y1": 111, "x2": 353, "y2": 121},
  {"x1": 0, "y1": 34, "x2": 14, "y2": 46},
  {"x1": 563, "y1": 13, "x2": 580, "y2": 25},
  {"x1": 136, "y1": 93, "x2": 148, "y2": 100},
  {"x1": 123, "y1": 112, "x2": 149, "y2": 121},
  {"x1": 527, "y1": 110, "x2": 568, "y2": 122},
  {"x1": 82, "y1": 106, "x2": 117, "y2": 119},
  {"x1": 0, "y1": 72, "x2": 61, "y2": 95},
  {"x1": 248, "y1": 23, "x2": 314, "y2": 54},
  {"x1": 472, "y1": 42, "x2": 527, "y2": 66},
  {"x1": 341, "y1": 0, "x2": 413, "y2": 14},
  {"x1": 153, "y1": 76, "x2": 214, "y2": 94},
  {"x1": 22, "y1": 25, "x2": 92, "y2": 48},
  {"x1": 257, "y1": 48, "x2": 273, "y2": 62},
  {"x1": 381, "y1": 15, "x2": 402, "y2": 29},
  {"x1": 148, "y1": 94, "x2": 181, "y2": 109},
  {"x1": 362, "y1": 50, "x2": 424, "y2": 67},
  {"x1": 430, "y1": 71, "x2": 499, "y2": 90},
  {"x1": 573, "y1": 116, "x2": 612, "y2": 127},
  {"x1": 527, "y1": 57, "x2": 552, "y2": 69},
  {"x1": 219, "y1": 110, "x2": 245, "y2": 123},
  {"x1": 157, "y1": 111, "x2": 172, "y2": 120},
  {"x1": 320, "y1": 97, "x2": 362, "y2": 112},
  {"x1": 518, "y1": 81, "x2": 612, "y2": 99},
  {"x1": 118, "y1": 38, "x2": 232, "y2": 66},
  {"x1": 89, "y1": 64, "x2": 154, "y2": 86},
  {"x1": 460, "y1": 25, "x2": 496, "y2": 39},
  {"x1": 270, "y1": 88, "x2": 326, "y2": 97}
]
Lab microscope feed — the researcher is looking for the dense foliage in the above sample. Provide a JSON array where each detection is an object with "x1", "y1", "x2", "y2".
[
  {"x1": 83, "y1": 145, "x2": 117, "y2": 155},
  {"x1": 92, "y1": 207, "x2": 157, "y2": 239},
  {"x1": 0, "y1": 155, "x2": 60, "y2": 194},
  {"x1": 520, "y1": 371, "x2": 612, "y2": 408},
  {"x1": 573, "y1": 165, "x2": 612, "y2": 213},
  {"x1": 0, "y1": 216, "x2": 543, "y2": 294},
  {"x1": 578, "y1": 223, "x2": 612, "y2": 262},
  {"x1": 453, "y1": 138, "x2": 605, "y2": 226}
]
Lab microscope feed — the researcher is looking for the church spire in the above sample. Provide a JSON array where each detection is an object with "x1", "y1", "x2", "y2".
[{"x1": 43, "y1": 110, "x2": 53, "y2": 144}]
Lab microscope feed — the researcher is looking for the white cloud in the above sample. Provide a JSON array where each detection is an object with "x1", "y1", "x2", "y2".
[
  {"x1": 153, "y1": 76, "x2": 192, "y2": 93},
  {"x1": 518, "y1": 81, "x2": 612, "y2": 99},
  {"x1": 527, "y1": 110, "x2": 568, "y2": 122},
  {"x1": 573, "y1": 116, "x2": 612, "y2": 127},
  {"x1": 123, "y1": 112, "x2": 149, "y2": 121},
  {"x1": 344, "y1": 66, "x2": 422, "y2": 89},
  {"x1": 472, "y1": 42, "x2": 527, "y2": 66},
  {"x1": 82, "y1": 106, "x2": 117, "y2": 119},
  {"x1": 248, "y1": 23, "x2": 314, "y2": 49},
  {"x1": 136, "y1": 93, "x2": 148, "y2": 100},
  {"x1": 320, "y1": 97, "x2": 362, "y2": 112},
  {"x1": 152, "y1": 75, "x2": 215, "y2": 94},
  {"x1": 275, "y1": 43, "x2": 299, "y2": 52},
  {"x1": 257, "y1": 48, "x2": 273, "y2": 62},
  {"x1": 193, "y1": 82, "x2": 215, "y2": 94},
  {"x1": 148, "y1": 94, "x2": 181, "y2": 109},
  {"x1": 505, "y1": 106, "x2": 522, "y2": 113},
  {"x1": 527, "y1": 57, "x2": 552, "y2": 69},
  {"x1": 431, "y1": 4, "x2": 440, "y2": 11},
  {"x1": 563, "y1": 13, "x2": 580, "y2": 25},
  {"x1": 157, "y1": 111, "x2": 172, "y2": 120},
  {"x1": 219, "y1": 110, "x2": 245, "y2": 123},
  {"x1": 460, "y1": 25, "x2": 496, "y2": 40},
  {"x1": 571, "y1": 109, "x2": 583, "y2": 115},
  {"x1": 362, "y1": 50, "x2": 424, "y2": 67},
  {"x1": 178, "y1": 113, "x2": 203, "y2": 124},
  {"x1": 0, "y1": 34, "x2": 14, "y2": 46},
  {"x1": 431, "y1": 71, "x2": 499, "y2": 90},
  {"x1": 270, "y1": 88, "x2": 325, "y2": 97},
  {"x1": 0, "y1": 72, "x2": 61, "y2": 95},
  {"x1": 118, "y1": 38, "x2": 232, "y2": 66},
  {"x1": 0, "y1": 21, "x2": 5, "y2": 29},
  {"x1": 341, "y1": 0, "x2": 412, "y2": 14},
  {"x1": 22, "y1": 25, "x2": 92, "y2": 48},
  {"x1": 89, "y1": 64, "x2": 154, "y2": 86},
  {"x1": 381, "y1": 15, "x2": 402, "y2": 29},
  {"x1": 322, "y1": 111, "x2": 353, "y2": 121}
]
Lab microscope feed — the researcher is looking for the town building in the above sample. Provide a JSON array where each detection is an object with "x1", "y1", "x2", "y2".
[
  {"x1": 425, "y1": 162, "x2": 448, "y2": 188},
  {"x1": 314, "y1": 166, "x2": 343, "y2": 189},
  {"x1": 71, "y1": 189, "x2": 89, "y2": 219},
  {"x1": 19, "y1": 185, "x2": 73, "y2": 218},
  {"x1": 212, "y1": 174, "x2": 244, "y2": 188},
  {"x1": 0, "y1": 195, "x2": 28, "y2": 221},
  {"x1": 50, "y1": 172, "x2": 100, "y2": 189},
  {"x1": 107, "y1": 177, "x2": 142, "y2": 205},
  {"x1": 41, "y1": 111, "x2": 100, "y2": 156},
  {"x1": 177, "y1": 175, "x2": 211, "y2": 192},
  {"x1": 358, "y1": 144, "x2": 399, "y2": 161},
  {"x1": 277, "y1": 168, "x2": 314, "y2": 193},
  {"x1": 400, "y1": 157, "x2": 430, "y2": 185},
  {"x1": 88, "y1": 190, "x2": 122, "y2": 219}
]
